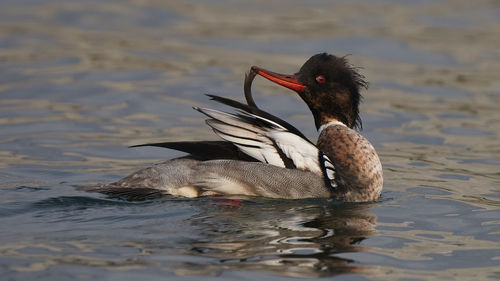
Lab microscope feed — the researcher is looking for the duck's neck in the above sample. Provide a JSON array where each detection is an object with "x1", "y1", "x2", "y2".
[
  {"x1": 318, "y1": 120, "x2": 346, "y2": 135},
  {"x1": 317, "y1": 124, "x2": 383, "y2": 202}
]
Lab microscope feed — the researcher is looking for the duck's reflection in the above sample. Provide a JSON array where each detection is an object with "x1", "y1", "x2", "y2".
[{"x1": 177, "y1": 200, "x2": 377, "y2": 278}]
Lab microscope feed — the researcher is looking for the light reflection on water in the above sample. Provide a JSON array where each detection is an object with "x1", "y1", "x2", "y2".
[{"x1": 0, "y1": 0, "x2": 499, "y2": 280}]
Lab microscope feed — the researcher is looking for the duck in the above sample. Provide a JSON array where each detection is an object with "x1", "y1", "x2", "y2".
[{"x1": 80, "y1": 53, "x2": 383, "y2": 202}]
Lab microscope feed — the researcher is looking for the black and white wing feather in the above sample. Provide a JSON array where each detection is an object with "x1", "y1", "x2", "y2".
[{"x1": 195, "y1": 106, "x2": 334, "y2": 180}]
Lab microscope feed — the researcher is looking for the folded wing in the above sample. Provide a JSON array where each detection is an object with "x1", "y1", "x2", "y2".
[{"x1": 196, "y1": 106, "x2": 327, "y2": 176}]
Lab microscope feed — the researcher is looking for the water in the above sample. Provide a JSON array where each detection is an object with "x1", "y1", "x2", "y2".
[{"x1": 1, "y1": 0, "x2": 499, "y2": 280}]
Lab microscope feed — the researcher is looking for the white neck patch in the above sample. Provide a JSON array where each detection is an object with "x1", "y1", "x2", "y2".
[{"x1": 318, "y1": 120, "x2": 346, "y2": 134}]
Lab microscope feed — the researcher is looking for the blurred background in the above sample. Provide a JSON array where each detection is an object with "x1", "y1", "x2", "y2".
[{"x1": 1, "y1": 0, "x2": 499, "y2": 280}]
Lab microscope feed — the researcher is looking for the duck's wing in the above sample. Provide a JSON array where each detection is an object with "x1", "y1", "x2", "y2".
[
  {"x1": 196, "y1": 99, "x2": 335, "y2": 178},
  {"x1": 130, "y1": 141, "x2": 256, "y2": 161},
  {"x1": 207, "y1": 94, "x2": 309, "y2": 140},
  {"x1": 131, "y1": 94, "x2": 308, "y2": 160}
]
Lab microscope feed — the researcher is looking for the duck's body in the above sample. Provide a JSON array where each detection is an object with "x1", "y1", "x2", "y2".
[
  {"x1": 86, "y1": 158, "x2": 333, "y2": 199},
  {"x1": 81, "y1": 53, "x2": 383, "y2": 202}
]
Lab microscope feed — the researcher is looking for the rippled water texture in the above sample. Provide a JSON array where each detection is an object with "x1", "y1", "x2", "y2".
[{"x1": 1, "y1": 0, "x2": 499, "y2": 280}]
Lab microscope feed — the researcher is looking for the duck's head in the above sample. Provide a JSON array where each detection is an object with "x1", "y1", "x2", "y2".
[{"x1": 251, "y1": 53, "x2": 367, "y2": 130}]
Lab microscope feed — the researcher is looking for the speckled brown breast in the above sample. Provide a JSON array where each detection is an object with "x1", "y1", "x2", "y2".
[{"x1": 317, "y1": 124, "x2": 383, "y2": 202}]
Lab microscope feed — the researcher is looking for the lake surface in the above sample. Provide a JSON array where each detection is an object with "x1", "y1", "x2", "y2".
[{"x1": 1, "y1": 0, "x2": 499, "y2": 280}]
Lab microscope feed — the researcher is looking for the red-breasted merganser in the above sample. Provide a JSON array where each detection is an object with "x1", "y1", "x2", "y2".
[{"x1": 80, "y1": 53, "x2": 383, "y2": 202}]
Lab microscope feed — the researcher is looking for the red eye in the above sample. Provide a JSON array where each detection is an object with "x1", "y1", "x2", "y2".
[{"x1": 316, "y1": 75, "x2": 326, "y2": 83}]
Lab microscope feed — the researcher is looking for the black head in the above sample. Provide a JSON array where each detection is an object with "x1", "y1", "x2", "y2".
[{"x1": 252, "y1": 53, "x2": 367, "y2": 130}]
